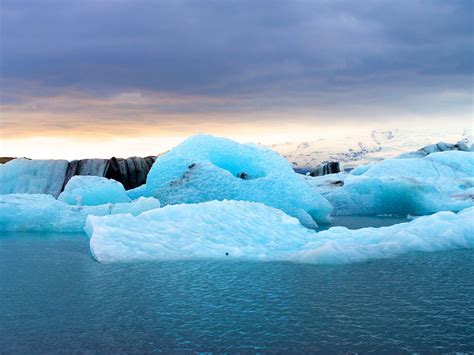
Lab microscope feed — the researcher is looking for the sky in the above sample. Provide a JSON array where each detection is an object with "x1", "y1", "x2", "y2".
[{"x1": 0, "y1": 0, "x2": 473, "y2": 158}]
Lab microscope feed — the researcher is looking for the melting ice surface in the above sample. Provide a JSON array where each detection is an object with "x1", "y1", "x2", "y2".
[
  {"x1": 86, "y1": 200, "x2": 474, "y2": 264},
  {"x1": 144, "y1": 135, "x2": 332, "y2": 228},
  {"x1": 58, "y1": 175, "x2": 130, "y2": 205},
  {"x1": 0, "y1": 194, "x2": 160, "y2": 232}
]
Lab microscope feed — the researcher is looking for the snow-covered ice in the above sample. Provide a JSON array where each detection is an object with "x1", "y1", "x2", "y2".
[
  {"x1": 144, "y1": 135, "x2": 332, "y2": 228},
  {"x1": 85, "y1": 200, "x2": 474, "y2": 264},
  {"x1": 271, "y1": 127, "x2": 472, "y2": 171},
  {"x1": 0, "y1": 194, "x2": 160, "y2": 232},
  {"x1": 58, "y1": 176, "x2": 130, "y2": 205},
  {"x1": 0, "y1": 158, "x2": 68, "y2": 197}
]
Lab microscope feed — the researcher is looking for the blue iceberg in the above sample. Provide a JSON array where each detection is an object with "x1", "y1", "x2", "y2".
[{"x1": 144, "y1": 135, "x2": 332, "y2": 228}]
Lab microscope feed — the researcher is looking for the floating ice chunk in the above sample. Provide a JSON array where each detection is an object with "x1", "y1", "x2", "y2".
[
  {"x1": 0, "y1": 158, "x2": 68, "y2": 197},
  {"x1": 85, "y1": 200, "x2": 474, "y2": 264},
  {"x1": 325, "y1": 175, "x2": 473, "y2": 216},
  {"x1": 291, "y1": 207, "x2": 474, "y2": 264},
  {"x1": 86, "y1": 200, "x2": 313, "y2": 263},
  {"x1": 0, "y1": 194, "x2": 160, "y2": 232},
  {"x1": 145, "y1": 135, "x2": 332, "y2": 228},
  {"x1": 58, "y1": 176, "x2": 130, "y2": 206},
  {"x1": 325, "y1": 151, "x2": 474, "y2": 216}
]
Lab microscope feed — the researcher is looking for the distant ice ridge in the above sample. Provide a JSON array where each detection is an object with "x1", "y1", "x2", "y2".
[
  {"x1": 271, "y1": 127, "x2": 472, "y2": 171},
  {"x1": 0, "y1": 194, "x2": 160, "y2": 232},
  {"x1": 0, "y1": 156, "x2": 157, "y2": 197},
  {"x1": 144, "y1": 135, "x2": 332, "y2": 228},
  {"x1": 85, "y1": 200, "x2": 474, "y2": 264},
  {"x1": 58, "y1": 176, "x2": 130, "y2": 205},
  {"x1": 314, "y1": 151, "x2": 474, "y2": 216}
]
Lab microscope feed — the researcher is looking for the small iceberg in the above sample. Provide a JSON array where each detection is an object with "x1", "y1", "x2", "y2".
[
  {"x1": 0, "y1": 194, "x2": 160, "y2": 232},
  {"x1": 144, "y1": 135, "x2": 333, "y2": 228},
  {"x1": 85, "y1": 200, "x2": 474, "y2": 264},
  {"x1": 58, "y1": 176, "x2": 130, "y2": 206},
  {"x1": 291, "y1": 207, "x2": 474, "y2": 264}
]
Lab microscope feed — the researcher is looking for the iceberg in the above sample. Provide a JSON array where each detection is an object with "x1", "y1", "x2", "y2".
[
  {"x1": 359, "y1": 151, "x2": 473, "y2": 179},
  {"x1": 0, "y1": 158, "x2": 68, "y2": 197},
  {"x1": 291, "y1": 207, "x2": 474, "y2": 264},
  {"x1": 397, "y1": 141, "x2": 473, "y2": 159},
  {"x1": 58, "y1": 176, "x2": 130, "y2": 205},
  {"x1": 86, "y1": 200, "x2": 313, "y2": 263},
  {"x1": 0, "y1": 156, "x2": 158, "y2": 200},
  {"x1": 85, "y1": 200, "x2": 474, "y2": 264},
  {"x1": 323, "y1": 151, "x2": 474, "y2": 216},
  {"x1": 145, "y1": 135, "x2": 332, "y2": 228},
  {"x1": 0, "y1": 194, "x2": 160, "y2": 232}
]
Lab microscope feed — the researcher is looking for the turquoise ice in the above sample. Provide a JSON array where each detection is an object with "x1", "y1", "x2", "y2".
[{"x1": 145, "y1": 135, "x2": 332, "y2": 228}]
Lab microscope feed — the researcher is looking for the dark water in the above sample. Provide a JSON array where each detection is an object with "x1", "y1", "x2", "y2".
[{"x1": 1, "y1": 230, "x2": 473, "y2": 353}]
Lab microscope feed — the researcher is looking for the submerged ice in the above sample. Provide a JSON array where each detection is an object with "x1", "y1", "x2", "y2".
[
  {"x1": 144, "y1": 135, "x2": 332, "y2": 228},
  {"x1": 85, "y1": 200, "x2": 474, "y2": 264},
  {"x1": 0, "y1": 194, "x2": 160, "y2": 232}
]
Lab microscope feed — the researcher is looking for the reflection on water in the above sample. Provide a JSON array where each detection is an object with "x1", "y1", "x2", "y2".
[{"x1": 0, "y1": 217, "x2": 473, "y2": 353}]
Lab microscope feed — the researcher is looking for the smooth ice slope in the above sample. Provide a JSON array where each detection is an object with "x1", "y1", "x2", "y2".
[
  {"x1": 0, "y1": 194, "x2": 160, "y2": 232},
  {"x1": 0, "y1": 158, "x2": 68, "y2": 197},
  {"x1": 85, "y1": 201, "x2": 474, "y2": 264},
  {"x1": 324, "y1": 151, "x2": 474, "y2": 216},
  {"x1": 58, "y1": 176, "x2": 130, "y2": 205},
  {"x1": 145, "y1": 135, "x2": 332, "y2": 228}
]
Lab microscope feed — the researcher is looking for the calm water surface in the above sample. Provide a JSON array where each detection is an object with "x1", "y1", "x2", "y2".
[{"x1": 1, "y1": 219, "x2": 473, "y2": 353}]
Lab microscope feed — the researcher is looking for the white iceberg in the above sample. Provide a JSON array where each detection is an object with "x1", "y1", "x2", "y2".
[
  {"x1": 360, "y1": 150, "x2": 473, "y2": 179},
  {"x1": 291, "y1": 207, "x2": 474, "y2": 264},
  {"x1": 58, "y1": 176, "x2": 130, "y2": 206},
  {"x1": 0, "y1": 194, "x2": 160, "y2": 232},
  {"x1": 144, "y1": 135, "x2": 332, "y2": 228},
  {"x1": 324, "y1": 151, "x2": 474, "y2": 216},
  {"x1": 86, "y1": 200, "x2": 313, "y2": 263},
  {"x1": 0, "y1": 158, "x2": 68, "y2": 197},
  {"x1": 85, "y1": 200, "x2": 474, "y2": 264}
]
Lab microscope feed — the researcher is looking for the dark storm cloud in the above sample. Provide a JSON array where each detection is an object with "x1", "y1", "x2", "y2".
[{"x1": 1, "y1": 0, "x2": 473, "y2": 107}]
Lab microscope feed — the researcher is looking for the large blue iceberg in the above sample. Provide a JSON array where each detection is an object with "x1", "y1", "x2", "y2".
[
  {"x1": 85, "y1": 200, "x2": 474, "y2": 264},
  {"x1": 322, "y1": 151, "x2": 474, "y2": 216},
  {"x1": 144, "y1": 135, "x2": 332, "y2": 228}
]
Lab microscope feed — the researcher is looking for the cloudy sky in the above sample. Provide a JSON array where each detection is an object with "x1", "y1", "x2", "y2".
[{"x1": 0, "y1": 0, "x2": 472, "y2": 158}]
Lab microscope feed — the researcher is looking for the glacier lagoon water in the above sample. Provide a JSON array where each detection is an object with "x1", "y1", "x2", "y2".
[{"x1": 1, "y1": 223, "x2": 473, "y2": 353}]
